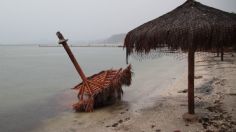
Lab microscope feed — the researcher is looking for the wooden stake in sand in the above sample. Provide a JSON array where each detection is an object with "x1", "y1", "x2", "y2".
[{"x1": 56, "y1": 32, "x2": 132, "y2": 112}]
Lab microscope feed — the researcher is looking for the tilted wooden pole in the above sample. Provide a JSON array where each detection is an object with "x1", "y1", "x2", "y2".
[{"x1": 56, "y1": 31, "x2": 88, "y2": 83}]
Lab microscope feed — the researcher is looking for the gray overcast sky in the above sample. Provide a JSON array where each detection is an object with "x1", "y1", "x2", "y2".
[{"x1": 0, "y1": 0, "x2": 235, "y2": 44}]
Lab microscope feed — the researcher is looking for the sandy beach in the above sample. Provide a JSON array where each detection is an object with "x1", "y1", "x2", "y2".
[
  {"x1": 33, "y1": 53, "x2": 236, "y2": 132},
  {"x1": 1, "y1": 0, "x2": 235, "y2": 131}
]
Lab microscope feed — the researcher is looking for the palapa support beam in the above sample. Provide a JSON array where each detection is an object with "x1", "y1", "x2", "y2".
[
  {"x1": 221, "y1": 46, "x2": 224, "y2": 61},
  {"x1": 188, "y1": 48, "x2": 195, "y2": 114},
  {"x1": 56, "y1": 32, "x2": 88, "y2": 83},
  {"x1": 183, "y1": 46, "x2": 198, "y2": 121},
  {"x1": 56, "y1": 31, "x2": 92, "y2": 104}
]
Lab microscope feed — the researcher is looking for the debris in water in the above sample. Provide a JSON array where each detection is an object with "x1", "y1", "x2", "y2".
[{"x1": 56, "y1": 32, "x2": 132, "y2": 112}]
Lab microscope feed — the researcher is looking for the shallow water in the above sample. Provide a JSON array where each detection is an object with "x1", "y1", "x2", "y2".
[{"x1": 0, "y1": 46, "x2": 186, "y2": 132}]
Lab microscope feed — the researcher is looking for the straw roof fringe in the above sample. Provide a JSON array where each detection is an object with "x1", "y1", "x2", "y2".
[
  {"x1": 124, "y1": 0, "x2": 236, "y2": 55},
  {"x1": 73, "y1": 65, "x2": 132, "y2": 112}
]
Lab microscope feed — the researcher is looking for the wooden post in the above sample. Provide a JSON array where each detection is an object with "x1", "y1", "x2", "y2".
[
  {"x1": 188, "y1": 48, "x2": 195, "y2": 114},
  {"x1": 221, "y1": 46, "x2": 224, "y2": 61},
  {"x1": 217, "y1": 48, "x2": 220, "y2": 57},
  {"x1": 126, "y1": 48, "x2": 129, "y2": 64},
  {"x1": 56, "y1": 31, "x2": 88, "y2": 83}
]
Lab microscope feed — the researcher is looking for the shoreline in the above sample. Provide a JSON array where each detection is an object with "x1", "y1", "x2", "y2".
[{"x1": 33, "y1": 53, "x2": 236, "y2": 132}]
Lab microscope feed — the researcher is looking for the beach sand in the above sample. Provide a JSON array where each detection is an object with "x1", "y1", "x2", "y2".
[{"x1": 33, "y1": 53, "x2": 236, "y2": 132}]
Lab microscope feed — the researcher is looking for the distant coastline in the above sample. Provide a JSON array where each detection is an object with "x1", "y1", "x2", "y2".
[
  {"x1": 0, "y1": 44, "x2": 37, "y2": 47},
  {"x1": 0, "y1": 44, "x2": 123, "y2": 48},
  {"x1": 0, "y1": 33, "x2": 126, "y2": 48},
  {"x1": 38, "y1": 44, "x2": 123, "y2": 48}
]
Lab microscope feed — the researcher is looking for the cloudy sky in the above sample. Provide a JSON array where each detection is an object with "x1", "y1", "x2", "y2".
[{"x1": 0, "y1": 0, "x2": 235, "y2": 44}]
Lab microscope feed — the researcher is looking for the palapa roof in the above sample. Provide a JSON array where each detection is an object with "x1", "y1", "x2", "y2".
[
  {"x1": 229, "y1": 12, "x2": 236, "y2": 20},
  {"x1": 124, "y1": 0, "x2": 236, "y2": 55}
]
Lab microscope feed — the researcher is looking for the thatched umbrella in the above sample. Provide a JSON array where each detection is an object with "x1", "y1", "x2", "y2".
[
  {"x1": 124, "y1": 0, "x2": 236, "y2": 116},
  {"x1": 217, "y1": 12, "x2": 236, "y2": 60},
  {"x1": 56, "y1": 32, "x2": 132, "y2": 112}
]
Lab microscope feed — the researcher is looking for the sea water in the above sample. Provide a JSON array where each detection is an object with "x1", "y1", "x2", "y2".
[{"x1": 0, "y1": 46, "x2": 186, "y2": 132}]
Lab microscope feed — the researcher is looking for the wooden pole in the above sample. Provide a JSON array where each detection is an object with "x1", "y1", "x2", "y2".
[
  {"x1": 56, "y1": 31, "x2": 88, "y2": 82},
  {"x1": 217, "y1": 48, "x2": 220, "y2": 57},
  {"x1": 221, "y1": 46, "x2": 224, "y2": 61},
  {"x1": 188, "y1": 48, "x2": 195, "y2": 114}
]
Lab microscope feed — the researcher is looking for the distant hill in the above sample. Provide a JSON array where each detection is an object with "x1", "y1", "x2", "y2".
[
  {"x1": 103, "y1": 33, "x2": 126, "y2": 44},
  {"x1": 0, "y1": 33, "x2": 127, "y2": 46},
  {"x1": 73, "y1": 33, "x2": 127, "y2": 45}
]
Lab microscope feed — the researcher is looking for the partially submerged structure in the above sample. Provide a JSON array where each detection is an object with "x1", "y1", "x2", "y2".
[
  {"x1": 124, "y1": 0, "x2": 236, "y2": 117},
  {"x1": 56, "y1": 32, "x2": 132, "y2": 112}
]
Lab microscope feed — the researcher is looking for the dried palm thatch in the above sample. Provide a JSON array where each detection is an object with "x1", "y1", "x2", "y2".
[
  {"x1": 124, "y1": 0, "x2": 236, "y2": 115},
  {"x1": 56, "y1": 32, "x2": 132, "y2": 112},
  {"x1": 229, "y1": 12, "x2": 236, "y2": 20},
  {"x1": 72, "y1": 65, "x2": 132, "y2": 112},
  {"x1": 125, "y1": 0, "x2": 236, "y2": 55},
  {"x1": 231, "y1": 13, "x2": 236, "y2": 51}
]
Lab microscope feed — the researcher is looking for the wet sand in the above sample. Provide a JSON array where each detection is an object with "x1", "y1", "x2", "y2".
[{"x1": 32, "y1": 53, "x2": 236, "y2": 132}]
